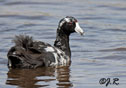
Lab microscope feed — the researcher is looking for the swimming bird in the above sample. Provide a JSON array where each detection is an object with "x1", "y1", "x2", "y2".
[{"x1": 7, "y1": 16, "x2": 84, "y2": 68}]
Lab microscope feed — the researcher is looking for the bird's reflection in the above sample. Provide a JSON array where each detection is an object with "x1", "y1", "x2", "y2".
[
  {"x1": 6, "y1": 66, "x2": 73, "y2": 88},
  {"x1": 56, "y1": 66, "x2": 73, "y2": 87}
]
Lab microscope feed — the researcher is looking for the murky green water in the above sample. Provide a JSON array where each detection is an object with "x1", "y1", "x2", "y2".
[{"x1": 0, "y1": 0, "x2": 126, "y2": 88}]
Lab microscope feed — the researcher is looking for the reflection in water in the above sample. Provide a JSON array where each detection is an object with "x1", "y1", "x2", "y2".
[
  {"x1": 1, "y1": 0, "x2": 126, "y2": 87},
  {"x1": 6, "y1": 66, "x2": 72, "y2": 88},
  {"x1": 56, "y1": 66, "x2": 73, "y2": 87}
]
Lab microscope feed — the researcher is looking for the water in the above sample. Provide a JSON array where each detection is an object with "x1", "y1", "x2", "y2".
[{"x1": 0, "y1": 0, "x2": 126, "y2": 88}]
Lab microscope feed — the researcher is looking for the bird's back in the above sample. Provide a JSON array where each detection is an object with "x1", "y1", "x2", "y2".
[{"x1": 7, "y1": 35, "x2": 70, "y2": 68}]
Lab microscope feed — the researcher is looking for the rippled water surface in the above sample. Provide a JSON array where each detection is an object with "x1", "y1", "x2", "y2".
[{"x1": 0, "y1": 0, "x2": 126, "y2": 88}]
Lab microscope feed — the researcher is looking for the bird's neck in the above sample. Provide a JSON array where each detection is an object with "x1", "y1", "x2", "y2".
[{"x1": 54, "y1": 28, "x2": 71, "y2": 58}]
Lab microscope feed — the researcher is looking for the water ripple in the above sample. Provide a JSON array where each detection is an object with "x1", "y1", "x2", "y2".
[
  {"x1": 97, "y1": 4, "x2": 126, "y2": 11},
  {"x1": 99, "y1": 47, "x2": 126, "y2": 52},
  {"x1": 103, "y1": 28, "x2": 126, "y2": 32},
  {"x1": 4, "y1": 1, "x2": 66, "y2": 6},
  {"x1": 0, "y1": 0, "x2": 126, "y2": 88},
  {"x1": 0, "y1": 15, "x2": 50, "y2": 20}
]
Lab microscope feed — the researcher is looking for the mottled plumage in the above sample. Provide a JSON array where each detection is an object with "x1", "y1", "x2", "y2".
[{"x1": 7, "y1": 16, "x2": 84, "y2": 68}]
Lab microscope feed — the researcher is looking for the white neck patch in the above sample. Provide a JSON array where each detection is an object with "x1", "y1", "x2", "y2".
[
  {"x1": 64, "y1": 18, "x2": 70, "y2": 22},
  {"x1": 59, "y1": 18, "x2": 70, "y2": 27}
]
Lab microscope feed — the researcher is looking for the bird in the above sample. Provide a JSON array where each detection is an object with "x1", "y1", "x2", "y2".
[{"x1": 7, "y1": 16, "x2": 84, "y2": 69}]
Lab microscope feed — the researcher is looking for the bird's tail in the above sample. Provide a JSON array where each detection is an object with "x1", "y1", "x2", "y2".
[{"x1": 13, "y1": 35, "x2": 33, "y2": 49}]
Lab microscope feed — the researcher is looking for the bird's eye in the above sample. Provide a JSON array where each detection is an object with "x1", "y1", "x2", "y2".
[
  {"x1": 74, "y1": 19, "x2": 77, "y2": 22},
  {"x1": 68, "y1": 22, "x2": 73, "y2": 25}
]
